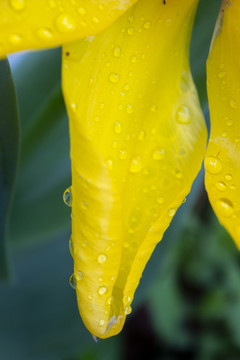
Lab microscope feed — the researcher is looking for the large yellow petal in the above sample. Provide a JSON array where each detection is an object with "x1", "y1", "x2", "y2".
[
  {"x1": 205, "y1": 0, "x2": 240, "y2": 248},
  {"x1": 62, "y1": 0, "x2": 206, "y2": 338},
  {"x1": 0, "y1": 0, "x2": 137, "y2": 57}
]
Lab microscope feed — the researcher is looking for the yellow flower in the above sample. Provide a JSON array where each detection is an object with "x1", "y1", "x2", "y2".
[{"x1": 1, "y1": 0, "x2": 239, "y2": 339}]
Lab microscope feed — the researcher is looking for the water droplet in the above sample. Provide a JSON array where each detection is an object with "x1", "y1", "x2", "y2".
[
  {"x1": 150, "y1": 104, "x2": 158, "y2": 112},
  {"x1": 216, "y1": 198, "x2": 234, "y2": 217},
  {"x1": 109, "y1": 73, "x2": 120, "y2": 83},
  {"x1": 63, "y1": 187, "x2": 72, "y2": 206},
  {"x1": 98, "y1": 319, "x2": 105, "y2": 327},
  {"x1": 37, "y1": 28, "x2": 53, "y2": 40},
  {"x1": 77, "y1": 7, "x2": 86, "y2": 15},
  {"x1": 176, "y1": 105, "x2": 191, "y2": 124},
  {"x1": 76, "y1": 271, "x2": 83, "y2": 280},
  {"x1": 138, "y1": 131, "x2": 145, "y2": 141},
  {"x1": 205, "y1": 156, "x2": 222, "y2": 174},
  {"x1": 168, "y1": 208, "x2": 175, "y2": 217},
  {"x1": 225, "y1": 174, "x2": 232, "y2": 181},
  {"x1": 144, "y1": 21, "x2": 151, "y2": 29},
  {"x1": 152, "y1": 149, "x2": 165, "y2": 160},
  {"x1": 157, "y1": 197, "x2": 165, "y2": 204},
  {"x1": 10, "y1": 0, "x2": 26, "y2": 10},
  {"x1": 92, "y1": 16, "x2": 100, "y2": 24},
  {"x1": 69, "y1": 237, "x2": 74, "y2": 257},
  {"x1": 226, "y1": 119, "x2": 233, "y2": 126},
  {"x1": 106, "y1": 158, "x2": 113, "y2": 170},
  {"x1": 126, "y1": 104, "x2": 133, "y2": 114},
  {"x1": 98, "y1": 254, "x2": 107, "y2": 264},
  {"x1": 8, "y1": 34, "x2": 22, "y2": 44},
  {"x1": 114, "y1": 121, "x2": 122, "y2": 134},
  {"x1": 55, "y1": 13, "x2": 76, "y2": 33},
  {"x1": 98, "y1": 286, "x2": 108, "y2": 296},
  {"x1": 131, "y1": 55, "x2": 137, "y2": 64},
  {"x1": 88, "y1": 294, "x2": 93, "y2": 301},
  {"x1": 230, "y1": 99, "x2": 237, "y2": 109},
  {"x1": 230, "y1": 184, "x2": 236, "y2": 191},
  {"x1": 113, "y1": 46, "x2": 121, "y2": 58},
  {"x1": 216, "y1": 181, "x2": 226, "y2": 191},
  {"x1": 107, "y1": 297, "x2": 113, "y2": 305},
  {"x1": 127, "y1": 27, "x2": 135, "y2": 35},
  {"x1": 130, "y1": 156, "x2": 143, "y2": 173},
  {"x1": 124, "y1": 306, "x2": 132, "y2": 315},
  {"x1": 69, "y1": 274, "x2": 76, "y2": 289},
  {"x1": 218, "y1": 71, "x2": 226, "y2": 78},
  {"x1": 119, "y1": 149, "x2": 127, "y2": 160}
]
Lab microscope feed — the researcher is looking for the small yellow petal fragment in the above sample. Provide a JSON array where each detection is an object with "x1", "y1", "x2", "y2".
[
  {"x1": 0, "y1": 0, "x2": 137, "y2": 57},
  {"x1": 205, "y1": 0, "x2": 240, "y2": 248},
  {"x1": 63, "y1": 0, "x2": 206, "y2": 339}
]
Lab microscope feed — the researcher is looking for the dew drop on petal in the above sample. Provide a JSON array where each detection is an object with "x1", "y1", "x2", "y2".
[
  {"x1": 98, "y1": 319, "x2": 105, "y2": 327},
  {"x1": 98, "y1": 254, "x2": 107, "y2": 264},
  {"x1": 216, "y1": 181, "x2": 226, "y2": 191},
  {"x1": 205, "y1": 156, "x2": 223, "y2": 174},
  {"x1": 55, "y1": 13, "x2": 76, "y2": 33},
  {"x1": 215, "y1": 198, "x2": 234, "y2": 217},
  {"x1": 63, "y1": 187, "x2": 72, "y2": 206},
  {"x1": 10, "y1": 0, "x2": 26, "y2": 11},
  {"x1": 69, "y1": 274, "x2": 76, "y2": 289},
  {"x1": 98, "y1": 286, "x2": 108, "y2": 296},
  {"x1": 124, "y1": 306, "x2": 132, "y2": 315},
  {"x1": 69, "y1": 237, "x2": 74, "y2": 257},
  {"x1": 176, "y1": 105, "x2": 191, "y2": 124}
]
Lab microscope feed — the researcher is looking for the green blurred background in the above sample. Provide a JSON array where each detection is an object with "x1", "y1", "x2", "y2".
[{"x1": 3, "y1": 0, "x2": 240, "y2": 359}]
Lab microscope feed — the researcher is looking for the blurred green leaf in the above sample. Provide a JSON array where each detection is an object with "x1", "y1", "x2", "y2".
[
  {"x1": 9, "y1": 48, "x2": 71, "y2": 247},
  {"x1": 0, "y1": 58, "x2": 19, "y2": 279}
]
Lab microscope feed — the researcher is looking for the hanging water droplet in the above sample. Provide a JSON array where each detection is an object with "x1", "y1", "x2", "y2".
[
  {"x1": 69, "y1": 274, "x2": 76, "y2": 289},
  {"x1": 98, "y1": 286, "x2": 108, "y2": 296},
  {"x1": 98, "y1": 254, "x2": 107, "y2": 264},
  {"x1": 205, "y1": 156, "x2": 223, "y2": 174},
  {"x1": 63, "y1": 187, "x2": 72, "y2": 206},
  {"x1": 69, "y1": 237, "x2": 74, "y2": 257},
  {"x1": 176, "y1": 105, "x2": 191, "y2": 124},
  {"x1": 124, "y1": 306, "x2": 132, "y2": 315},
  {"x1": 168, "y1": 208, "x2": 176, "y2": 217},
  {"x1": 215, "y1": 198, "x2": 234, "y2": 217}
]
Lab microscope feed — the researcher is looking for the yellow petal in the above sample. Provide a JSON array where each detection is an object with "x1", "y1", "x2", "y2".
[
  {"x1": 0, "y1": 0, "x2": 137, "y2": 57},
  {"x1": 205, "y1": 0, "x2": 240, "y2": 248},
  {"x1": 62, "y1": 0, "x2": 206, "y2": 338}
]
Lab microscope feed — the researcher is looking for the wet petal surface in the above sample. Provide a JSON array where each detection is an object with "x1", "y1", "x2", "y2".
[
  {"x1": 63, "y1": 0, "x2": 206, "y2": 338},
  {"x1": 205, "y1": 0, "x2": 240, "y2": 248},
  {"x1": 0, "y1": 0, "x2": 137, "y2": 56}
]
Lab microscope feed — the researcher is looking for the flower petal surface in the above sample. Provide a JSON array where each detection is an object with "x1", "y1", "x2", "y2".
[
  {"x1": 0, "y1": 0, "x2": 137, "y2": 57},
  {"x1": 62, "y1": 0, "x2": 206, "y2": 338},
  {"x1": 205, "y1": 0, "x2": 240, "y2": 248}
]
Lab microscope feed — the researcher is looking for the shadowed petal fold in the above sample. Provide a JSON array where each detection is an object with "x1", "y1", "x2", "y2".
[
  {"x1": 62, "y1": 0, "x2": 206, "y2": 338},
  {"x1": 205, "y1": 0, "x2": 240, "y2": 248},
  {"x1": 0, "y1": 0, "x2": 137, "y2": 57}
]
